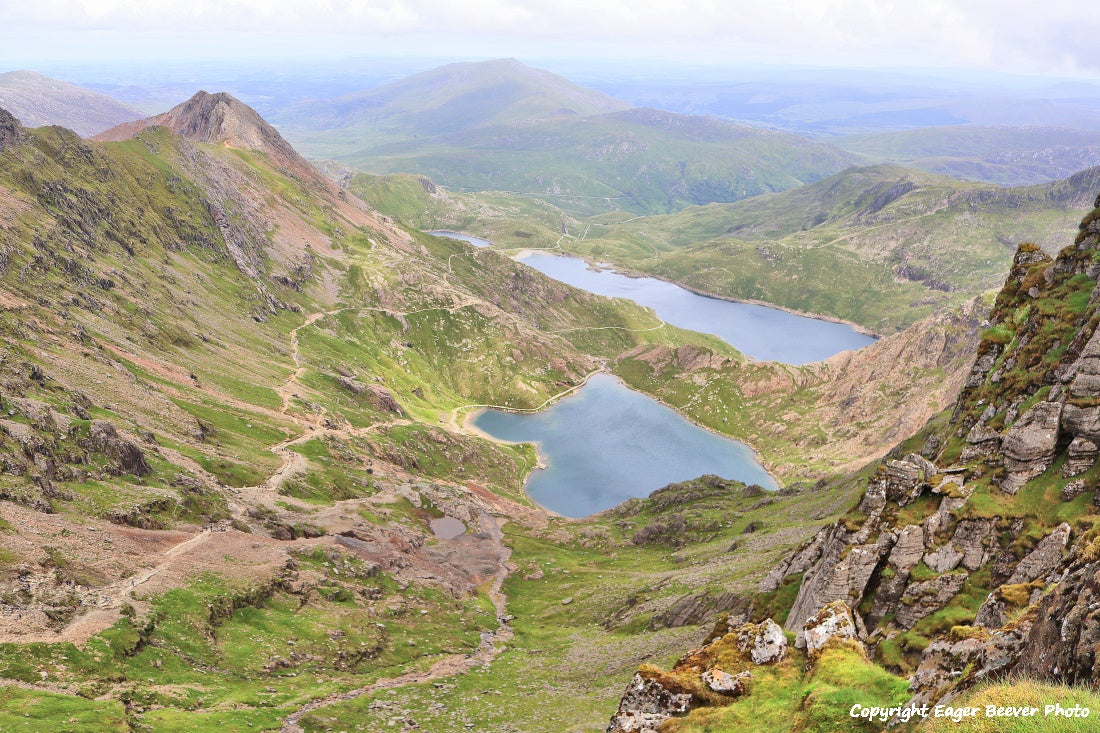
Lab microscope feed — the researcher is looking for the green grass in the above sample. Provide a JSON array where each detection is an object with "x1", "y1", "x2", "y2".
[
  {"x1": 0, "y1": 687, "x2": 129, "y2": 732},
  {"x1": 922, "y1": 679, "x2": 1100, "y2": 732},
  {"x1": 656, "y1": 640, "x2": 909, "y2": 733}
]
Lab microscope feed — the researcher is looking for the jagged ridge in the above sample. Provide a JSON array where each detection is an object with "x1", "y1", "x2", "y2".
[{"x1": 608, "y1": 193, "x2": 1100, "y2": 731}]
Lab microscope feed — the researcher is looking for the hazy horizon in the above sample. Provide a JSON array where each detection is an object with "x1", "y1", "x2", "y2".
[{"x1": 2, "y1": 0, "x2": 1098, "y2": 80}]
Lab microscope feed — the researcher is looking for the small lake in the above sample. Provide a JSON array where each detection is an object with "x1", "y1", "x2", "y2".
[
  {"x1": 428, "y1": 230, "x2": 493, "y2": 248},
  {"x1": 471, "y1": 374, "x2": 777, "y2": 518},
  {"x1": 427, "y1": 230, "x2": 875, "y2": 364},
  {"x1": 518, "y1": 252, "x2": 876, "y2": 364}
]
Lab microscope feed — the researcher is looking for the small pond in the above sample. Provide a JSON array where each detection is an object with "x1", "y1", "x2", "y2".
[{"x1": 471, "y1": 374, "x2": 777, "y2": 517}]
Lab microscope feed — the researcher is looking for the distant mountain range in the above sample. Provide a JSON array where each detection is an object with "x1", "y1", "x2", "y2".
[
  {"x1": 0, "y1": 69, "x2": 143, "y2": 136},
  {"x1": 273, "y1": 59, "x2": 858, "y2": 216},
  {"x1": 837, "y1": 126, "x2": 1100, "y2": 185}
]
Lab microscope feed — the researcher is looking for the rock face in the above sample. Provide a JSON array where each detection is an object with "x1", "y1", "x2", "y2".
[
  {"x1": 803, "y1": 601, "x2": 860, "y2": 658},
  {"x1": 1064, "y1": 437, "x2": 1098, "y2": 476},
  {"x1": 1006, "y1": 523, "x2": 1070, "y2": 584},
  {"x1": 895, "y1": 573, "x2": 968, "y2": 629},
  {"x1": 1063, "y1": 328, "x2": 1100, "y2": 441},
  {"x1": 1017, "y1": 555, "x2": 1100, "y2": 685},
  {"x1": 880, "y1": 458, "x2": 929, "y2": 506},
  {"x1": 653, "y1": 591, "x2": 747, "y2": 629},
  {"x1": 736, "y1": 618, "x2": 788, "y2": 664},
  {"x1": 758, "y1": 526, "x2": 830, "y2": 593},
  {"x1": 907, "y1": 627, "x2": 1029, "y2": 710},
  {"x1": 702, "y1": 668, "x2": 751, "y2": 695},
  {"x1": 606, "y1": 673, "x2": 692, "y2": 733},
  {"x1": 1000, "y1": 401, "x2": 1062, "y2": 493},
  {"x1": 87, "y1": 420, "x2": 151, "y2": 476},
  {"x1": 0, "y1": 107, "x2": 24, "y2": 150},
  {"x1": 923, "y1": 518, "x2": 995, "y2": 574},
  {"x1": 962, "y1": 423, "x2": 1001, "y2": 461}
]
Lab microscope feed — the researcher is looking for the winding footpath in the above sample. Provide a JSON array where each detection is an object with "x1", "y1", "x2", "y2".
[
  {"x1": 0, "y1": 530, "x2": 213, "y2": 645},
  {"x1": 280, "y1": 513, "x2": 514, "y2": 732}
]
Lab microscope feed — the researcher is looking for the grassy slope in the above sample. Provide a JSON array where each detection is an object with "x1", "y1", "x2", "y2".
[
  {"x1": 277, "y1": 59, "x2": 855, "y2": 216},
  {"x1": 348, "y1": 164, "x2": 1095, "y2": 334},
  {"x1": 296, "y1": 476, "x2": 864, "y2": 732},
  {"x1": 566, "y1": 165, "x2": 1098, "y2": 333},
  {"x1": 0, "y1": 112, "x2": 874, "y2": 731},
  {"x1": 329, "y1": 110, "x2": 856, "y2": 217},
  {"x1": 836, "y1": 126, "x2": 1100, "y2": 186}
]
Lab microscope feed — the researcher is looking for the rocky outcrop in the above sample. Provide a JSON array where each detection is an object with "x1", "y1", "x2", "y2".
[
  {"x1": 907, "y1": 626, "x2": 1029, "y2": 711},
  {"x1": 758, "y1": 526, "x2": 830, "y2": 593},
  {"x1": 94, "y1": 91, "x2": 306, "y2": 174},
  {"x1": 652, "y1": 591, "x2": 747, "y2": 629},
  {"x1": 803, "y1": 601, "x2": 861, "y2": 658},
  {"x1": 0, "y1": 107, "x2": 24, "y2": 150},
  {"x1": 736, "y1": 618, "x2": 788, "y2": 664},
  {"x1": 606, "y1": 673, "x2": 692, "y2": 733},
  {"x1": 701, "y1": 668, "x2": 751, "y2": 695},
  {"x1": 336, "y1": 377, "x2": 403, "y2": 414},
  {"x1": 922, "y1": 519, "x2": 995, "y2": 574},
  {"x1": 1006, "y1": 523, "x2": 1070, "y2": 584},
  {"x1": 1064, "y1": 437, "x2": 1099, "y2": 476},
  {"x1": 879, "y1": 458, "x2": 928, "y2": 506},
  {"x1": 1063, "y1": 328, "x2": 1100, "y2": 440},
  {"x1": 87, "y1": 420, "x2": 151, "y2": 476},
  {"x1": 895, "y1": 573, "x2": 968, "y2": 629},
  {"x1": 1000, "y1": 401, "x2": 1062, "y2": 493},
  {"x1": 784, "y1": 520, "x2": 894, "y2": 647},
  {"x1": 1017, "y1": 552, "x2": 1100, "y2": 686},
  {"x1": 866, "y1": 524, "x2": 925, "y2": 627},
  {"x1": 962, "y1": 423, "x2": 1001, "y2": 461}
]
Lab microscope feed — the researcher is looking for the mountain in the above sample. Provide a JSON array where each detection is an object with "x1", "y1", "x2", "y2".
[
  {"x1": 559, "y1": 163, "x2": 1100, "y2": 333},
  {"x1": 0, "y1": 69, "x2": 143, "y2": 136},
  {"x1": 0, "y1": 91, "x2": 755, "y2": 729},
  {"x1": 276, "y1": 57, "x2": 631, "y2": 142},
  {"x1": 0, "y1": 92, "x2": 998, "y2": 731},
  {"x1": 353, "y1": 162, "x2": 1100, "y2": 334},
  {"x1": 95, "y1": 90, "x2": 311, "y2": 175},
  {"x1": 838, "y1": 125, "x2": 1100, "y2": 185},
  {"x1": 607, "y1": 197, "x2": 1100, "y2": 731},
  {"x1": 274, "y1": 59, "x2": 858, "y2": 216}
]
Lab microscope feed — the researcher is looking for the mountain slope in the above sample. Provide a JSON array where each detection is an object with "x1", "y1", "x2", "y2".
[
  {"x1": 838, "y1": 125, "x2": 1100, "y2": 185},
  {"x1": 0, "y1": 69, "x2": 143, "y2": 136},
  {"x1": 0, "y1": 89, "x2": 1009, "y2": 732},
  {"x1": 0, "y1": 92, "x2": 770, "y2": 730},
  {"x1": 608, "y1": 193, "x2": 1100, "y2": 732},
  {"x1": 276, "y1": 57, "x2": 631, "y2": 141},
  {"x1": 274, "y1": 59, "x2": 858, "y2": 216},
  {"x1": 559, "y1": 164, "x2": 1100, "y2": 332}
]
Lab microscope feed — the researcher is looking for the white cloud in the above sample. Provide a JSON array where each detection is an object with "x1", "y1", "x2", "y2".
[{"x1": 0, "y1": 0, "x2": 1097, "y2": 74}]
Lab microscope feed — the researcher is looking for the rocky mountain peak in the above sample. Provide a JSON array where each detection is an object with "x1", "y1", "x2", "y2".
[
  {"x1": 0, "y1": 106, "x2": 24, "y2": 150},
  {"x1": 94, "y1": 90, "x2": 303, "y2": 169}
]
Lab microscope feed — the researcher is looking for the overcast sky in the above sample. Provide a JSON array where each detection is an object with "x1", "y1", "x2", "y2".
[{"x1": 1, "y1": 0, "x2": 1096, "y2": 77}]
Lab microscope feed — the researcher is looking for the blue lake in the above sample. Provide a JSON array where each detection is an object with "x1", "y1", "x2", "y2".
[
  {"x1": 517, "y1": 252, "x2": 876, "y2": 365},
  {"x1": 427, "y1": 229, "x2": 876, "y2": 364},
  {"x1": 428, "y1": 230, "x2": 493, "y2": 248},
  {"x1": 471, "y1": 374, "x2": 778, "y2": 518}
]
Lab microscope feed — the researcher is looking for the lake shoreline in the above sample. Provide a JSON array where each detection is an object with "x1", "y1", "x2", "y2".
[
  {"x1": 463, "y1": 371, "x2": 783, "y2": 519},
  {"x1": 430, "y1": 228, "x2": 881, "y2": 342},
  {"x1": 517, "y1": 248, "x2": 882, "y2": 340}
]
